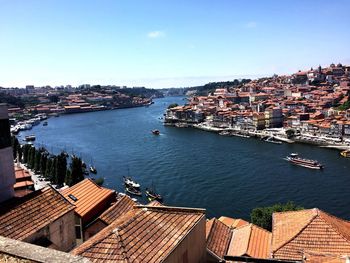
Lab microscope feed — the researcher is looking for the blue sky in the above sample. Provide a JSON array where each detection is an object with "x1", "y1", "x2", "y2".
[{"x1": 1, "y1": 0, "x2": 349, "y2": 88}]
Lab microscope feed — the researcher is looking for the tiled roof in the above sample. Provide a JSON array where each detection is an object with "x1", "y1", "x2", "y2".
[
  {"x1": 218, "y1": 216, "x2": 249, "y2": 229},
  {"x1": 147, "y1": 200, "x2": 163, "y2": 207},
  {"x1": 272, "y1": 208, "x2": 350, "y2": 261},
  {"x1": 61, "y1": 179, "x2": 115, "y2": 222},
  {"x1": 227, "y1": 223, "x2": 272, "y2": 259},
  {"x1": 0, "y1": 186, "x2": 75, "y2": 240},
  {"x1": 303, "y1": 251, "x2": 349, "y2": 263},
  {"x1": 206, "y1": 218, "x2": 232, "y2": 260},
  {"x1": 72, "y1": 205, "x2": 205, "y2": 262},
  {"x1": 98, "y1": 195, "x2": 136, "y2": 225}
]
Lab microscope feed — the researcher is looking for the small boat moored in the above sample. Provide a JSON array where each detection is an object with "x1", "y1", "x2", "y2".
[
  {"x1": 125, "y1": 186, "x2": 142, "y2": 196},
  {"x1": 43, "y1": 121, "x2": 48, "y2": 126},
  {"x1": 123, "y1": 176, "x2": 140, "y2": 189},
  {"x1": 264, "y1": 136, "x2": 282, "y2": 145},
  {"x1": 25, "y1": 135, "x2": 36, "y2": 142},
  {"x1": 284, "y1": 153, "x2": 324, "y2": 170},
  {"x1": 152, "y1": 129, "x2": 160, "y2": 135},
  {"x1": 145, "y1": 188, "x2": 163, "y2": 202},
  {"x1": 340, "y1": 150, "x2": 350, "y2": 158},
  {"x1": 90, "y1": 166, "x2": 97, "y2": 174}
]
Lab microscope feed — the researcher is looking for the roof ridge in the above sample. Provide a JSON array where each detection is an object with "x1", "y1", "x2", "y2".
[
  {"x1": 273, "y1": 208, "x2": 315, "y2": 215},
  {"x1": 134, "y1": 205, "x2": 205, "y2": 214},
  {"x1": 272, "y1": 209, "x2": 318, "y2": 253},
  {"x1": 48, "y1": 184, "x2": 76, "y2": 209},
  {"x1": 112, "y1": 228, "x2": 130, "y2": 262},
  {"x1": 245, "y1": 224, "x2": 253, "y2": 255}
]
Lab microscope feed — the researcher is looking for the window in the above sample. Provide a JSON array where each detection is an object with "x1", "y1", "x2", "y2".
[{"x1": 75, "y1": 226, "x2": 81, "y2": 239}]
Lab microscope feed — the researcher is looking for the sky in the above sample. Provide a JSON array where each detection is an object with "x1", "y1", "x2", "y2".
[{"x1": 1, "y1": 0, "x2": 350, "y2": 88}]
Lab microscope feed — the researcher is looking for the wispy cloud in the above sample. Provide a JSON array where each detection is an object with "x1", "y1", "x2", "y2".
[
  {"x1": 245, "y1": 21, "x2": 257, "y2": 28},
  {"x1": 147, "y1": 31, "x2": 165, "y2": 38}
]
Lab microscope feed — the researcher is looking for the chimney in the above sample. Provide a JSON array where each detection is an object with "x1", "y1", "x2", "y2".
[{"x1": 0, "y1": 104, "x2": 15, "y2": 202}]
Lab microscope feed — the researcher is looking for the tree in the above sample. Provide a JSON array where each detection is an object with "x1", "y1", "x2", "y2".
[
  {"x1": 34, "y1": 149, "x2": 42, "y2": 172},
  {"x1": 45, "y1": 158, "x2": 53, "y2": 180},
  {"x1": 11, "y1": 136, "x2": 19, "y2": 159},
  {"x1": 40, "y1": 153, "x2": 48, "y2": 177},
  {"x1": 68, "y1": 156, "x2": 84, "y2": 186},
  {"x1": 94, "y1": 177, "x2": 104, "y2": 186},
  {"x1": 23, "y1": 144, "x2": 31, "y2": 163},
  {"x1": 251, "y1": 201, "x2": 303, "y2": 231},
  {"x1": 56, "y1": 152, "x2": 67, "y2": 187},
  {"x1": 168, "y1": 103, "x2": 179, "y2": 109},
  {"x1": 65, "y1": 169, "x2": 72, "y2": 186},
  {"x1": 17, "y1": 144, "x2": 22, "y2": 163},
  {"x1": 285, "y1": 129, "x2": 295, "y2": 139}
]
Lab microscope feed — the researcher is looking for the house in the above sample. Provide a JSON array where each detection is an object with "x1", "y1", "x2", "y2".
[
  {"x1": 13, "y1": 166, "x2": 34, "y2": 197},
  {"x1": 0, "y1": 186, "x2": 76, "y2": 252},
  {"x1": 72, "y1": 205, "x2": 206, "y2": 262},
  {"x1": 206, "y1": 218, "x2": 271, "y2": 262},
  {"x1": 271, "y1": 208, "x2": 350, "y2": 261},
  {"x1": 60, "y1": 178, "x2": 116, "y2": 245},
  {"x1": 84, "y1": 194, "x2": 136, "y2": 240}
]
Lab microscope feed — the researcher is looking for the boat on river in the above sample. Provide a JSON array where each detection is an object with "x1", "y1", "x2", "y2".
[
  {"x1": 152, "y1": 129, "x2": 160, "y2": 135},
  {"x1": 284, "y1": 153, "x2": 323, "y2": 170},
  {"x1": 125, "y1": 186, "x2": 142, "y2": 196},
  {"x1": 145, "y1": 188, "x2": 163, "y2": 202},
  {"x1": 90, "y1": 166, "x2": 97, "y2": 174},
  {"x1": 123, "y1": 176, "x2": 140, "y2": 189},
  {"x1": 25, "y1": 135, "x2": 36, "y2": 142},
  {"x1": 264, "y1": 137, "x2": 282, "y2": 145},
  {"x1": 340, "y1": 150, "x2": 350, "y2": 158}
]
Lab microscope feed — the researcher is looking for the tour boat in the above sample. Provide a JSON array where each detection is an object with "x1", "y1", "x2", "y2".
[
  {"x1": 152, "y1": 129, "x2": 160, "y2": 135},
  {"x1": 145, "y1": 188, "x2": 163, "y2": 202},
  {"x1": 125, "y1": 186, "x2": 142, "y2": 196},
  {"x1": 25, "y1": 135, "x2": 36, "y2": 142},
  {"x1": 285, "y1": 153, "x2": 323, "y2": 170},
  {"x1": 123, "y1": 176, "x2": 140, "y2": 189},
  {"x1": 340, "y1": 150, "x2": 350, "y2": 158},
  {"x1": 264, "y1": 137, "x2": 282, "y2": 145}
]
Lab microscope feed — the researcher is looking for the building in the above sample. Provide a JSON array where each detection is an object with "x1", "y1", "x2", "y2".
[
  {"x1": 206, "y1": 218, "x2": 272, "y2": 262},
  {"x1": 0, "y1": 186, "x2": 76, "y2": 252},
  {"x1": 0, "y1": 104, "x2": 16, "y2": 203},
  {"x1": 271, "y1": 208, "x2": 350, "y2": 261},
  {"x1": 84, "y1": 194, "x2": 136, "y2": 240},
  {"x1": 60, "y1": 178, "x2": 116, "y2": 245},
  {"x1": 72, "y1": 205, "x2": 206, "y2": 262}
]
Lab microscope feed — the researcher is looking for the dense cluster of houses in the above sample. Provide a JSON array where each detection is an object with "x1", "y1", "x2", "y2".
[
  {"x1": 2, "y1": 103, "x2": 350, "y2": 262},
  {"x1": 165, "y1": 63, "x2": 350, "y2": 140},
  {"x1": 1, "y1": 84, "x2": 153, "y2": 118}
]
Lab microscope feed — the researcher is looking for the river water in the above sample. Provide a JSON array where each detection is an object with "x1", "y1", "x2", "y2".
[{"x1": 20, "y1": 97, "x2": 350, "y2": 220}]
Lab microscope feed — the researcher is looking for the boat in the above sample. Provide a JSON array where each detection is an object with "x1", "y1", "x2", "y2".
[
  {"x1": 340, "y1": 150, "x2": 350, "y2": 158},
  {"x1": 43, "y1": 121, "x2": 48, "y2": 126},
  {"x1": 152, "y1": 129, "x2": 160, "y2": 135},
  {"x1": 123, "y1": 176, "x2": 140, "y2": 189},
  {"x1": 25, "y1": 135, "x2": 36, "y2": 142},
  {"x1": 264, "y1": 137, "x2": 282, "y2": 144},
  {"x1": 284, "y1": 153, "x2": 324, "y2": 170},
  {"x1": 125, "y1": 186, "x2": 142, "y2": 196},
  {"x1": 145, "y1": 188, "x2": 163, "y2": 202},
  {"x1": 90, "y1": 166, "x2": 97, "y2": 174}
]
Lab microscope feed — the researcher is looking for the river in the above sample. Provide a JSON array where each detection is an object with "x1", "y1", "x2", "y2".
[{"x1": 20, "y1": 97, "x2": 350, "y2": 220}]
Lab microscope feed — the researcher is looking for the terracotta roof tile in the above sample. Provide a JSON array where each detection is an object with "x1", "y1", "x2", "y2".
[
  {"x1": 0, "y1": 186, "x2": 75, "y2": 240},
  {"x1": 303, "y1": 251, "x2": 349, "y2": 263},
  {"x1": 99, "y1": 195, "x2": 136, "y2": 225},
  {"x1": 227, "y1": 223, "x2": 271, "y2": 259},
  {"x1": 61, "y1": 179, "x2": 115, "y2": 223},
  {"x1": 272, "y1": 208, "x2": 350, "y2": 261},
  {"x1": 72, "y1": 206, "x2": 205, "y2": 262},
  {"x1": 206, "y1": 218, "x2": 232, "y2": 259},
  {"x1": 218, "y1": 216, "x2": 249, "y2": 229}
]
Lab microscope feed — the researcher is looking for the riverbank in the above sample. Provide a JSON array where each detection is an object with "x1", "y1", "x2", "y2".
[{"x1": 165, "y1": 121, "x2": 350, "y2": 151}]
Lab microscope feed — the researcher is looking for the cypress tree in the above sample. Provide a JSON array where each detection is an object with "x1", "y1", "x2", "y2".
[
  {"x1": 70, "y1": 156, "x2": 84, "y2": 186},
  {"x1": 65, "y1": 169, "x2": 72, "y2": 186},
  {"x1": 56, "y1": 152, "x2": 67, "y2": 187},
  {"x1": 29, "y1": 147, "x2": 36, "y2": 169},
  {"x1": 40, "y1": 153, "x2": 48, "y2": 177},
  {"x1": 45, "y1": 158, "x2": 52, "y2": 180},
  {"x1": 34, "y1": 150, "x2": 41, "y2": 172},
  {"x1": 17, "y1": 144, "x2": 23, "y2": 163},
  {"x1": 11, "y1": 136, "x2": 19, "y2": 159}
]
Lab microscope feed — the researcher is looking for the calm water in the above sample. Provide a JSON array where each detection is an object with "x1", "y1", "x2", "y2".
[{"x1": 21, "y1": 97, "x2": 350, "y2": 220}]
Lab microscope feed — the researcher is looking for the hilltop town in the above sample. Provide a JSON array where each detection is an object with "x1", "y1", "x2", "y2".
[
  {"x1": 0, "y1": 84, "x2": 163, "y2": 126},
  {"x1": 165, "y1": 63, "x2": 350, "y2": 149}
]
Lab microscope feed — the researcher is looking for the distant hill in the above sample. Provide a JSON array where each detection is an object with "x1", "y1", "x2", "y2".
[{"x1": 186, "y1": 79, "x2": 252, "y2": 96}]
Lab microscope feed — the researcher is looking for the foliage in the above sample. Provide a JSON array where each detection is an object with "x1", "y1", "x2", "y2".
[
  {"x1": 56, "y1": 152, "x2": 67, "y2": 187},
  {"x1": 68, "y1": 156, "x2": 84, "y2": 186},
  {"x1": 167, "y1": 103, "x2": 179, "y2": 109},
  {"x1": 251, "y1": 201, "x2": 304, "y2": 231},
  {"x1": 11, "y1": 136, "x2": 19, "y2": 159},
  {"x1": 337, "y1": 101, "x2": 350, "y2": 111},
  {"x1": 285, "y1": 129, "x2": 295, "y2": 139},
  {"x1": 0, "y1": 93, "x2": 25, "y2": 108},
  {"x1": 94, "y1": 177, "x2": 104, "y2": 186},
  {"x1": 187, "y1": 79, "x2": 252, "y2": 96}
]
